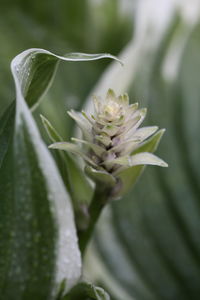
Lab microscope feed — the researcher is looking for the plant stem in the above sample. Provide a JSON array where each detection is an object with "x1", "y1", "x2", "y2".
[{"x1": 78, "y1": 186, "x2": 109, "y2": 255}]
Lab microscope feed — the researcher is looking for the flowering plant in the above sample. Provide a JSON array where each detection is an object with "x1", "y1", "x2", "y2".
[
  {"x1": 47, "y1": 88, "x2": 167, "y2": 254},
  {"x1": 49, "y1": 89, "x2": 167, "y2": 199},
  {"x1": 0, "y1": 47, "x2": 167, "y2": 299}
]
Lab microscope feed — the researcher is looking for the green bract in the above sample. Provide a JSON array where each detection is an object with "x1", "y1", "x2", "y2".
[{"x1": 49, "y1": 89, "x2": 167, "y2": 197}]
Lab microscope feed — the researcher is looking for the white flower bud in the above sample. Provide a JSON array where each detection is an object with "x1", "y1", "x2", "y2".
[{"x1": 49, "y1": 89, "x2": 168, "y2": 190}]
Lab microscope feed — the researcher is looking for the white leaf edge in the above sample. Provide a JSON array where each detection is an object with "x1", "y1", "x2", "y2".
[
  {"x1": 11, "y1": 49, "x2": 84, "y2": 296},
  {"x1": 11, "y1": 48, "x2": 122, "y2": 112}
]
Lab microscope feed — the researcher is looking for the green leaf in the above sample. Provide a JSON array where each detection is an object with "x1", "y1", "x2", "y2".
[
  {"x1": 0, "y1": 1, "x2": 133, "y2": 146},
  {"x1": 132, "y1": 126, "x2": 158, "y2": 142},
  {"x1": 11, "y1": 48, "x2": 121, "y2": 111},
  {"x1": 0, "y1": 102, "x2": 15, "y2": 168},
  {"x1": 63, "y1": 52, "x2": 122, "y2": 65},
  {"x1": 0, "y1": 47, "x2": 119, "y2": 299},
  {"x1": 85, "y1": 166, "x2": 116, "y2": 187},
  {"x1": 0, "y1": 103, "x2": 81, "y2": 300},
  {"x1": 109, "y1": 152, "x2": 167, "y2": 169},
  {"x1": 49, "y1": 142, "x2": 97, "y2": 168},
  {"x1": 64, "y1": 282, "x2": 110, "y2": 300},
  {"x1": 0, "y1": 49, "x2": 94, "y2": 299},
  {"x1": 41, "y1": 114, "x2": 93, "y2": 209},
  {"x1": 40, "y1": 114, "x2": 63, "y2": 143},
  {"x1": 40, "y1": 115, "x2": 93, "y2": 234},
  {"x1": 132, "y1": 129, "x2": 166, "y2": 155}
]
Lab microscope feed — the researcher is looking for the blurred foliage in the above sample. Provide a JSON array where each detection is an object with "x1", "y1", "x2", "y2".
[{"x1": 86, "y1": 8, "x2": 200, "y2": 300}]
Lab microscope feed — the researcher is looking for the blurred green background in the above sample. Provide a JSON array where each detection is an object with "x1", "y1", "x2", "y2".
[{"x1": 1, "y1": 0, "x2": 200, "y2": 299}]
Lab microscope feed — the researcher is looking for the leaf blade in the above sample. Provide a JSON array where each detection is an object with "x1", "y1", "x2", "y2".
[{"x1": 11, "y1": 48, "x2": 121, "y2": 111}]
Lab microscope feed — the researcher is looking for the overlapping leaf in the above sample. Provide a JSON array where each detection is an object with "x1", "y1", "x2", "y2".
[{"x1": 0, "y1": 48, "x2": 119, "y2": 299}]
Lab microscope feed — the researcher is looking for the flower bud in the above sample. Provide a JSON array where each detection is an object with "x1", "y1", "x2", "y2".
[{"x1": 49, "y1": 89, "x2": 167, "y2": 194}]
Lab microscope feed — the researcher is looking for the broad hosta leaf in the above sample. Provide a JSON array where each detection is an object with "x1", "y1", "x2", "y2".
[
  {"x1": 85, "y1": 11, "x2": 200, "y2": 300},
  {"x1": 0, "y1": 96, "x2": 81, "y2": 300},
  {"x1": 63, "y1": 282, "x2": 110, "y2": 300},
  {"x1": 0, "y1": 48, "x2": 118, "y2": 299},
  {"x1": 12, "y1": 48, "x2": 121, "y2": 111}
]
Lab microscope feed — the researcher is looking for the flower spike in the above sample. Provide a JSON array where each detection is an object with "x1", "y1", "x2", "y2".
[{"x1": 49, "y1": 89, "x2": 167, "y2": 196}]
